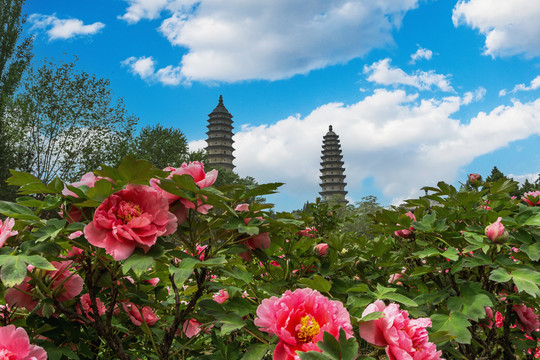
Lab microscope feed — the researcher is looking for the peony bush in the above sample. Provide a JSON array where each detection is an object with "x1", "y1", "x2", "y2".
[{"x1": 0, "y1": 157, "x2": 539, "y2": 359}]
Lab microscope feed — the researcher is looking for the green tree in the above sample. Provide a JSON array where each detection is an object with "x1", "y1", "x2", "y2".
[
  {"x1": 7, "y1": 57, "x2": 137, "y2": 183},
  {"x1": 133, "y1": 124, "x2": 188, "y2": 169},
  {"x1": 0, "y1": 0, "x2": 34, "y2": 200},
  {"x1": 485, "y1": 166, "x2": 507, "y2": 183}
]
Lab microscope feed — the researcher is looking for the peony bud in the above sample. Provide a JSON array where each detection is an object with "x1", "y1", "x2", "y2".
[
  {"x1": 469, "y1": 173, "x2": 482, "y2": 185},
  {"x1": 314, "y1": 243, "x2": 329, "y2": 256},
  {"x1": 485, "y1": 217, "x2": 508, "y2": 242},
  {"x1": 522, "y1": 191, "x2": 540, "y2": 206}
]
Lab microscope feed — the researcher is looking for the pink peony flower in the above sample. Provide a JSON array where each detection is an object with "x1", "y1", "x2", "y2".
[
  {"x1": 314, "y1": 243, "x2": 329, "y2": 256},
  {"x1": 5, "y1": 261, "x2": 83, "y2": 314},
  {"x1": 485, "y1": 217, "x2": 508, "y2": 243},
  {"x1": 394, "y1": 212, "x2": 416, "y2": 238},
  {"x1": 62, "y1": 172, "x2": 102, "y2": 197},
  {"x1": 182, "y1": 319, "x2": 203, "y2": 338},
  {"x1": 213, "y1": 289, "x2": 229, "y2": 304},
  {"x1": 77, "y1": 294, "x2": 106, "y2": 321},
  {"x1": 513, "y1": 304, "x2": 539, "y2": 335},
  {"x1": 388, "y1": 273, "x2": 403, "y2": 284},
  {"x1": 235, "y1": 203, "x2": 271, "y2": 261},
  {"x1": 153, "y1": 162, "x2": 218, "y2": 214},
  {"x1": 297, "y1": 227, "x2": 317, "y2": 238},
  {"x1": 254, "y1": 288, "x2": 353, "y2": 360},
  {"x1": 0, "y1": 325, "x2": 47, "y2": 360},
  {"x1": 484, "y1": 307, "x2": 494, "y2": 329},
  {"x1": 358, "y1": 300, "x2": 442, "y2": 360},
  {"x1": 123, "y1": 303, "x2": 158, "y2": 326},
  {"x1": 84, "y1": 185, "x2": 177, "y2": 261},
  {"x1": 0, "y1": 217, "x2": 17, "y2": 247},
  {"x1": 523, "y1": 191, "x2": 540, "y2": 206}
]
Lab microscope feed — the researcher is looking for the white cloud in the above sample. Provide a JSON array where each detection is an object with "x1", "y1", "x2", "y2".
[
  {"x1": 363, "y1": 58, "x2": 453, "y2": 92},
  {"x1": 453, "y1": 0, "x2": 540, "y2": 58},
  {"x1": 123, "y1": 0, "x2": 419, "y2": 82},
  {"x1": 190, "y1": 88, "x2": 540, "y2": 209},
  {"x1": 409, "y1": 46, "x2": 433, "y2": 63},
  {"x1": 119, "y1": 0, "x2": 197, "y2": 23},
  {"x1": 508, "y1": 173, "x2": 539, "y2": 185},
  {"x1": 121, "y1": 56, "x2": 184, "y2": 86},
  {"x1": 511, "y1": 75, "x2": 540, "y2": 94},
  {"x1": 29, "y1": 14, "x2": 105, "y2": 40}
]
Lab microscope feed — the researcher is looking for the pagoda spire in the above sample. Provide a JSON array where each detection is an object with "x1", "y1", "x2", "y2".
[
  {"x1": 205, "y1": 95, "x2": 235, "y2": 171},
  {"x1": 319, "y1": 125, "x2": 347, "y2": 203}
]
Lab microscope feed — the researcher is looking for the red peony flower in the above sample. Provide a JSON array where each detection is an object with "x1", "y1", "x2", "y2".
[
  {"x1": 297, "y1": 227, "x2": 317, "y2": 238},
  {"x1": 77, "y1": 294, "x2": 106, "y2": 321},
  {"x1": 84, "y1": 185, "x2": 177, "y2": 260},
  {"x1": 0, "y1": 217, "x2": 17, "y2": 247},
  {"x1": 394, "y1": 212, "x2": 416, "y2": 238},
  {"x1": 314, "y1": 243, "x2": 329, "y2": 256},
  {"x1": 123, "y1": 302, "x2": 158, "y2": 326},
  {"x1": 358, "y1": 300, "x2": 442, "y2": 360},
  {"x1": 513, "y1": 304, "x2": 539, "y2": 335},
  {"x1": 5, "y1": 261, "x2": 83, "y2": 314},
  {"x1": 254, "y1": 288, "x2": 353, "y2": 360},
  {"x1": 0, "y1": 325, "x2": 47, "y2": 360}
]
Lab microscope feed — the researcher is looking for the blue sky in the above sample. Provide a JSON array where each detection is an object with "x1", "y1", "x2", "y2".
[{"x1": 23, "y1": 0, "x2": 540, "y2": 211}]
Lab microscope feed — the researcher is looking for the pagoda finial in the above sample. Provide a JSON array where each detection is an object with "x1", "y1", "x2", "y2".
[
  {"x1": 329, "y1": 125, "x2": 333, "y2": 131},
  {"x1": 219, "y1": 94, "x2": 223, "y2": 104}
]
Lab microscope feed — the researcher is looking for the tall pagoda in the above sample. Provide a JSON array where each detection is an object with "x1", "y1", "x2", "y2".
[
  {"x1": 319, "y1": 125, "x2": 347, "y2": 203},
  {"x1": 205, "y1": 95, "x2": 235, "y2": 171}
]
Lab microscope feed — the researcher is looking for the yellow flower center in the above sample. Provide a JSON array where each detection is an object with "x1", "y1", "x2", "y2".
[
  {"x1": 297, "y1": 315, "x2": 320, "y2": 343},
  {"x1": 117, "y1": 201, "x2": 142, "y2": 223}
]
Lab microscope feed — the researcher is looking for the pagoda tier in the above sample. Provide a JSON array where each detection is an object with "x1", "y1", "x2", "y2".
[
  {"x1": 205, "y1": 95, "x2": 235, "y2": 171},
  {"x1": 319, "y1": 125, "x2": 347, "y2": 203}
]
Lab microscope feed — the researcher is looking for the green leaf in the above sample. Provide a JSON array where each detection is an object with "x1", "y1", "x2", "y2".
[
  {"x1": 524, "y1": 213, "x2": 540, "y2": 226},
  {"x1": 511, "y1": 269, "x2": 540, "y2": 298},
  {"x1": 299, "y1": 275, "x2": 332, "y2": 293},
  {"x1": 521, "y1": 242, "x2": 540, "y2": 261},
  {"x1": 412, "y1": 248, "x2": 440, "y2": 258},
  {"x1": 430, "y1": 312, "x2": 471, "y2": 344},
  {"x1": 222, "y1": 267, "x2": 253, "y2": 283},
  {"x1": 86, "y1": 179, "x2": 114, "y2": 202},
  {"x1": 241, "y1": 344, "x2": 271, "y2": 360},
  {"x1": 450, "y1": 282, "x2": 493, "y2": 321},
  {"x1": 299, "y1": 352, "x2": 330, "y2": 360},
  {"x1": 7, "y1": 170, "x2": 43, "y2": 187},
  {"x1": 429, "y1": 330, "x2": 455, "y2": 345},
  {"x1": 380, "y1": 293, "x2": 418, "y2": 307},
  {"x1": 171, "y1": 174, "x2": 198, "y2": 192},
  {"x1": 123, "y1": 252, "x2": 155, "y2": 277},
  {"x1": 32, "y1": 219, "x2": 66, "y2": 242},
  {"x1": 194, "y1": 257, "x2": 228, "y2": 268},
  {"x1": 216, "y1": 312, "x2": 245, "y2": 335},
  {"x1": 117, "y1": 156, "x2": 157, "y2": 184},
  {"x1": 238, "y1": 223, "x2": 259, "y2": 236},
  {"x1": 317, "y1": 331, "x2": 341, "y2": 359},
  {"x1": 243, "y1": 183, "x2": 283, "y2": 199},
  {"x1": 0, "y1": 256, "x2": 28, "y2": 287},
  {"x1": 19, "y1": 255, "x2": 57, "y2": 271},
  {"x1": 489, "y1": 268, "x2": 511, "y2": 283},
  {"x1": 0, "y1": 201, "x2": 40, "y2": 221},
  {"x1": 359, "y1": 311, "x2": 384, "y2": 322},
  {"x1": 442, "y1": 248, "x2": 459, "y2": 261},
  {"x1": 169, "y1": 258, "x2": 200, "y2": 287}
]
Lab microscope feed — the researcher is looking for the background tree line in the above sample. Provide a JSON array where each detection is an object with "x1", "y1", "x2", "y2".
[{"x1": 0, "y1": 0, "x2": 255, "y2": 201}]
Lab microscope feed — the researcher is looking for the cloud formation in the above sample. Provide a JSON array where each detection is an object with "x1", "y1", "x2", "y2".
[
  {"x1": 453, "y1": 0, "x2": 540, "y2": 58},
  {"x1": 191, "y1": 88, "x2": 540, "y2": 209},
  {"x1": 29, "y1": 14, "x2": 105, "y2": 40},
  {"x1": 121, "y1": 56, "x2": 183, "y2": 85},
  {"x1": 364, "y1": 58, "x2": 453, "y2": 92},
  {"x1": 409, "y1": 46, "x2": 433, "y2": 63},
  {"x1": 120, "y1": 0, "x2": 418, "y2": 82}
]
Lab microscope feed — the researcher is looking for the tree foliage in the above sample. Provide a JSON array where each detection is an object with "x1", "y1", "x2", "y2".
[
  {"x1": 6, "y1": 57, "x2": 138, "y2": 183},
  {"x1": 133, "y1": 124, "x2": 188, "y2": 169},
  {"x1": 0, "y1": 0, "x2": 33, "y2": 200}
]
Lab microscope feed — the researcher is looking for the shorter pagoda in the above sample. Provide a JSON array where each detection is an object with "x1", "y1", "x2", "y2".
[
  {"x1": 205, "y1": 95, "x2": 235, "y2": 171},
  {"x1": 319, "y1": 125, "x2": 347, "y2": 203}
]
